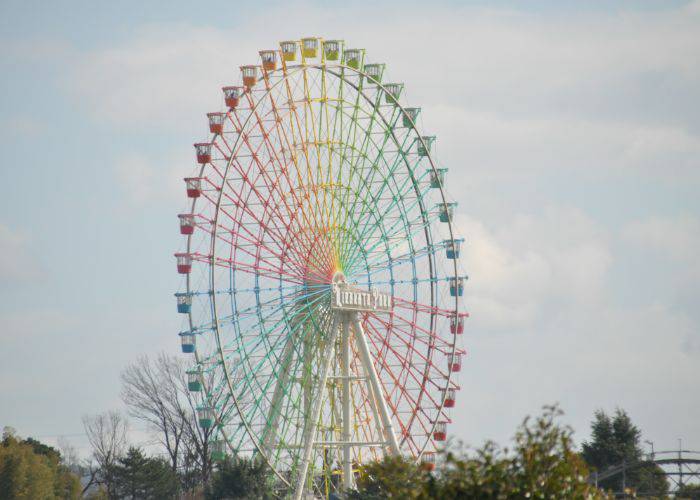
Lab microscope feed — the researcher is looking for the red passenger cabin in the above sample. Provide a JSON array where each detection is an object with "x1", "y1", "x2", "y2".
[
  {"x1": 444, "y1": 388, "x2": 457, "y2": 408},
  {"x1": 175, "y1": 253, "x2": 192, "y2": 274},
  {"x1": 185, "y1": 178, "x2": 202, "y2": 198},
  {"x1": 433, "y1": 422, "x2": 447, "y2": 441},
  {"x1": 178, "y1": 214, "x2": 195, "y2": 235},
  {"x1": 449, "y1": 352, "x2": 463, "y2": 372},
  {"x1": 194, "y1": 143, "x2": 212, "y2": 164},
  {"x1": 450, "y1": 313, "x2": 466, "y2": 334}
]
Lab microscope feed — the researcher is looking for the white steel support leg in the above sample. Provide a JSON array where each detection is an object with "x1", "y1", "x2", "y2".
[
  {"x1": 293, "y1": 317, "x2": 340, "y2": 500},
  {"x1": 352, "y1": 316, "x2": 401, "y2": 455},
  {"x1": 341, "y1": 316, "x2": 353, "y2": 491},
  {"x1": 261, "y1": 335, "x2": 295, "y2": 456}
]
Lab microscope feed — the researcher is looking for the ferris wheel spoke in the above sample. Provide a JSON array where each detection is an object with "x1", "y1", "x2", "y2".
[
  {"x1": 343, "y1": 172, "x2": 433, "y2": 273},
  {"x1": 334, "y1": 106, "x2": 406, "y2": 263},
  {"x1": 244, "y1": 90, "x2": 336, "y2": 263},
  {"x1": 360, "y1": 317, "x2": 443, "y2": 452}
]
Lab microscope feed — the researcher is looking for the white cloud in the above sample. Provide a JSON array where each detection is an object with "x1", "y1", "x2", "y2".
[
  {"x1": 114, "y1": 152, "x2": 189, "y2": 207},
  {"x1": 624, "y1": 214, "x2": 700, "y2": 263},
  {"x1": 0, "y1": 224, "x2": 42, "y2": 284},
  {"x1": 455, "y1": 207, "x2": 611, "y2": 331}
]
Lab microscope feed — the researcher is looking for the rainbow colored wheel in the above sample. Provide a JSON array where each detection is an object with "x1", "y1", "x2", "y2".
[{"x1": 175, "y1": 37, "x2": 466, "y2": 498}]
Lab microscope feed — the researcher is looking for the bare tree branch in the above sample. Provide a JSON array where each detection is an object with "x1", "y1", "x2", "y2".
[{"x1": 82, "y1": 410, "x2": 128, "y2": 498}]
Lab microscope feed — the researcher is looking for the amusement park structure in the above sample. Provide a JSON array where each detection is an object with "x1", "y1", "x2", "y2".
[
  {"x1": 174, "y1": 36, "x2": 466, "y2": 498},
  {"x1": 589, "y1": 446, "x2": 700, "y2": 497}
]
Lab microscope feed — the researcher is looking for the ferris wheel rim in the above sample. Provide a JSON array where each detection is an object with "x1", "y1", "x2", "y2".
[{"x1": 179, "y1": 46, "x2": 465, "y2": 488}]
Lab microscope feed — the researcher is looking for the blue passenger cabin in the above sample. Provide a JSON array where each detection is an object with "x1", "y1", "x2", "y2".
[
  {"x1": 175, "y1": 293, "x2": 192, "y2": 313},
  {"x1": 449, "y1": 277, "x2": 465, "y2": 297},
  {"x1": 438, "y1": 202, "x2": 457, "y2": 223},
  {"x1": 180, "y1": 332, "x2": 196, "y2": 353},
  {"x1": 444, "y1": 239, "x2": 462, "y2": 259}
]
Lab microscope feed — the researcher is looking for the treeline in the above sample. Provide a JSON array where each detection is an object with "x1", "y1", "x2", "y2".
[{"x1": 2, "y1": 352, "x2": 697, "y2": 499}]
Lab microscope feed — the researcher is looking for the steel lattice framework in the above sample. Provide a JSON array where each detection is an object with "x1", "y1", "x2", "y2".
[{"x1": 174, "y1": 37, "x2": 467, "y2": 498}]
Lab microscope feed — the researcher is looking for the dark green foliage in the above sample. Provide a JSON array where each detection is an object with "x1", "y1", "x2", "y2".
[
  {"x1": 581, "y1": 409, "x2": 668, "y2": 496},
  {"x1": 112, "y1": 447, "x2": 178, "y2": 499},
  {"x1": 350, "y1": 405, "x2": 609, "y2": 499},
  {"x1": 677, "y1": 483, "x2": 700, "y2": 499},
  {"x1": 206, "y1": 457, "x2": 275, "y2": 500},
  {"x1": 348, "y1": 455, "x2": 435, "y2": 499}
]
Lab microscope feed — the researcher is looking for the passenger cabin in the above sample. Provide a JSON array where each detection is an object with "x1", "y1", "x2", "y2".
[
  {"x1": 429, "y1": 168, "x2": 447, "y2": 189},
  {"x1": 222, "y1": 86, "x2": 243, "y2": 109},
  {"x1": 449, "y1": 352, "x2": 463, "y2": 372},
  {"x1": 421, "y1": 452, "x2": 436, "y2": 472},
  {"x1": 439, "y1": 202, "x2": 457, "y2": 223},
  {"x1": 450, "y1": 313, "x2": 466, "y2": 334},
  {"x1": 280, "y1": 41, "x2": 298, "y2": 62},
  {"x1": 364, "y1": 63, "x2": 385, "y2": 83},
  {"x1": 444, "y1": 388, "x2": 457, "y2": 408},
  {"x1": 301, "y1": 38, "x2": 318, "y2": 58},
  {"x1": 210, "y1": 440, "x2": 226, "y2": 461},
  {"x1": 444, "y1": 238, "x2": 461, "y2": 259},
  {"x1": 402, "y1": 107, "x2": 420, "y2": 128},
  {"x1": 433, "y1": 422, "x2": 447, "y2": 441},
  {"x1": 323, "y1": 40, "x2": 341, "y2": 61},
  {"x1": 185, "y1": 178, "x2": 202, "y2": 198},
  {"x1": 384, "y1": 83, "x2": 403, "y2": 104},
  {"x1": 343, "y1": 49, "x2": 363, "y2": 70},
  {"x1": 207, "y1": 112, "x2": 225, "y2": 134},
  {"x1": 180, "y1": 332, "x2": 195, "y2": 353},
  {"x1": 197, "y1": 407, "x2": 215, "y2": 429},
  {"x1": 417, "y1": 136, "x2": 435, "y2": 157},
  {"x1": 178, "y1": 214, "x2": 195, "y2": 235},
  {"x1": 194, "y1": 143, "x2": 212, "y2": 164},
  {"x1": 187, "y1": 369, "x2": 202, "y2": 392},
  {"x1": 240, "y1": 66, "x2": 258, "y2": 88},
  {"x1": 175, "y1": 293, "x2": 192, "y2": 314},
  {"x1": 259, "y1": 50, "x2": 277, "y2": 71},
  {"x1": 175, "y1": 253, "x2": 192, "y2": 274},
  {"x1": 449, "y1": 277, "x2": 465, "y2": 297}
]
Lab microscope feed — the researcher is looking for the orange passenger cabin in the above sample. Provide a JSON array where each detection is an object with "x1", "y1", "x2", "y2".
[
  {"x1": 259, "y1": 50, "x2": 277, "y2": 71},
  {"x1": 240, "y1": 66, "x2": 258, "y2": 88},
  {"x1": 222, "y1": 86, "x2": 243, "y2": 109},
  {"x1": 207, "y1": 113, "x2": 225, "y2": 134}
]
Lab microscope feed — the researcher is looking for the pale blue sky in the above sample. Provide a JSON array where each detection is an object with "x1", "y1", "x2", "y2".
[{"x1": 1, "y1": 0, "x2": 699, "y2": 457}]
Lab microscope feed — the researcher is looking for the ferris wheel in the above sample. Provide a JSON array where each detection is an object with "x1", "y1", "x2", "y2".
[{"x1": 174, "y1": 37, "x2": 467, "y2": 498}]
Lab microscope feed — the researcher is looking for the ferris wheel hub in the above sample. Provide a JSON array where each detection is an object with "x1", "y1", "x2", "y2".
[{"x1": 331, "y1": 270, "x2": 347, "y2": 285}]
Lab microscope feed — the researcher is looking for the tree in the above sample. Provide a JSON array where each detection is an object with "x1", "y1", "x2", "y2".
[
  {"x1": 349, "y1": 455, "x2": 434, "y2": 499},
  {"x1": 121, "y1": 353, "x2": 231, "y2": 490},
  {"x1": 121, "y1": 355, "x2": 186, "y2": 472},
  {"x1": 112, "y1": 447, "x2": 178, "y2": 499},
  {"x1": 677, "y1": 483, "x2": 700, "y2": 500},
  {"x1": 0, "y1": 429, "x2": 81, "y2": 500},
  {"x1": 351, "y1": 405, "x2": 609, "y2": 499},
  {"x1": 82, "y1": 410, "x2": 128, "y2": 498},
  {"x1": 582, "y1": 408, "x2": 668, "y2": 496},
  {"x1": 206, "y1": 457, "x2": 276, "y2": 500}
]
